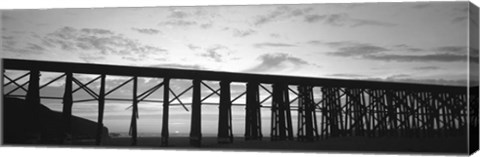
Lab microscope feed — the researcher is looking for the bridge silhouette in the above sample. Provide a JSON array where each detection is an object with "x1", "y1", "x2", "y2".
[{"x1": 2, "y1": 59, "x2": 477, "y2": 147}]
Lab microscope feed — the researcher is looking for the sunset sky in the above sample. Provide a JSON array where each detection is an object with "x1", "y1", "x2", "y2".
[{"x1": 2, "y1": 1, "x2": 478, "y2": 136}]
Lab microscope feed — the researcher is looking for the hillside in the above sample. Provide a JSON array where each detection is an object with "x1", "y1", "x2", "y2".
[{"x1": 3, "y1": 98, "x2": 109, "y2": 144}]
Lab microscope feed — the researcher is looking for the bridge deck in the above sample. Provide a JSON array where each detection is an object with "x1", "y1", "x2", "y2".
[{"x1": 3, "y1": 59, "x2": 465, "y2": 92}]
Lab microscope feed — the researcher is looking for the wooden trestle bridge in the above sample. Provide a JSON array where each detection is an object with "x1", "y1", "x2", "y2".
[{"x1": 2, "y1": 59, "x2": 477, "y2": 147}]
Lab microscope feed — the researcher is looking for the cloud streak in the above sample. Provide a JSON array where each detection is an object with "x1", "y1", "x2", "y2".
[
  {"x1": 413, "y1": 66, "x2": 441, "y2": 70},
  {"x1": 326, "y1": 73, "x2": 466, "y2": 86},
  {"x1": 326, "y1": 42, "x2": 389, "y2": 57},
  {"x1": 320, "y1": 41, "x2": 468, "y2": 63},
  {"x1": 254, "y1": 6, "x2": 313, "y2": 26},
  {"x1": 3, "y1": 26, "x2": 169, "y2": 62},
  {"x1": 159, "y1": 20, "x2": 197, "y2": 27},
  {"x1": 131, "y1": 28, "x2": 161, "y2": 35},
  {"x1": 2, "y1": 35, "x2": 46, "y2": 55},
  {"x1": 45, "y1": 27, "x2": 167, "y2": 56},
  {"x1": 244, "y1": 53, "x2": 309, "y2": 73},
  {"x1": 198, "y1": 45, "x2": 231, "y2": 62},
  {"x1": 304, "y1": 13, "x2": 396, "y2": 27},
  {"x1": 253, "y1": 42, "x2": 296, "y2": 48},
  {"x1": 150, "y1": 63, "x2": 205, "y2": 70},
  {"x1": 232, "y1": 29, "x2": 256, "y2": 37}
]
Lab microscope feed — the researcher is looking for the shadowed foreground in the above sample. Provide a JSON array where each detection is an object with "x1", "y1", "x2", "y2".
[
  {"x1": 3, "y1": 98, "x2": 109, "y2": 144},
  {"x1": 67, "y1": 136, "x2": 467, "y2": 154},
  {"x1": 2, "y1": 97, "x2": 468, "y2": 155}
]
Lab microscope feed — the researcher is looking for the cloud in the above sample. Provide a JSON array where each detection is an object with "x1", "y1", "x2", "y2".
[
  {"x1": 26, "y1": 43, "x2": 45, "y2": 51},
  {"x1": 80, "y1": 28, "x2": 114, "y2": 35},
  {"x1": 253, "y1": 42, "x2": 296, "y2": 48},
  {"x1": 200, "y1": 45, "x2": 230, "y2": 62},
  {"x1": 200, "y1": 23, "x2": 213, "y2": 29},
  {"x1": 385, "y1": 74, "x2": 411, "y2": 80},
  {"x1": 2, "y1": 35, "x2": 45, "y2": 54},
  {"x1": 79, "y1": 54, "x2": 106, "y2": 63},
  {"x1": 254, "y1": 6, "x2": 313, "y2": 26},
  {"x1": 187, "y1": 44, "x2": 201, "y2": 51},
  {"x1": 413, "y1": 66, "x2": 440, "y2": 70},
  {"x1": 382, "y1": 77, "x2": 467, "y2": 86},
  {"x1": 150, "y1": 63, "x2": 205, "y2": 70},
  {"x1": 325, "y1": 42, "x2": 389, "y2": 57},
  {"x1": 304, "y1": 13, "x2": 396, "y2": 27},
  {"x1": 270, "y1": 33, "x2": 281, "y2": 38},
  {"x1": 131, "y1": 28, "x2": 161, "y2": 35},
  {"x1": 304, "y1": 14, "x2": 326, "y2": 23},
  {"x1": 169, "y1": 10, "x2": 190, "y2": 19},
  {"x1": 393, "y1": 44, "x2": 424, "y2": 52},
  {"x1": 364, "y1": 53, "x2": 466, "y2": 62},
  {"x1": 327, "y1": 73, "x2": 368, "y2": 78},
  {"x1": 15, "y1": 26, "x2": 169, "y2": 62},
  {"x1": 350, "y1": 19, "x2": 397, "y2": 27},
  {"x1": 159, "y1": 20, "x2": 197, "y2": 27},
  {"x1": 45, "y1": 27, "x2": 167, "y2": 55},
  {"x1": 322, "y1": 41, "x2": 467, "y2": 63},
  {"x1": 244, "y1": 53, "x2": 309, "y2": 73},
  {"x1": 232, "y1": 29, "x2": 256, "y2": 37},
  {"x1": 435, "y1": 46, "x2": 467, "y2": 54},
  {"x1": 326, "y1": 73, "x2": 465, "y2": 86}
]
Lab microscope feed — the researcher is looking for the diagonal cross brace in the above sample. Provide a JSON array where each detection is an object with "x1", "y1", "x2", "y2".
[
  {"x1": 169, "y1": 86, "x2": 193, "y2": 111},
  {"x1": 3, "y1": 72, "x2": 30, "y2": 87}
]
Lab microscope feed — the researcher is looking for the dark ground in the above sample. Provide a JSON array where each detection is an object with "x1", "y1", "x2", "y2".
[
  {"x1": 61, "y1": 136, "x2": 468, "y2": 155},
  {"x1": 2, "y1": 97, "x2": 469, "y2": 155}
]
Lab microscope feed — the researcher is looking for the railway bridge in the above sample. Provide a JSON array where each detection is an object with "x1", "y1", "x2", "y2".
[{"x1": 2, "y1": 59, "x2": 477, "y2": 146}]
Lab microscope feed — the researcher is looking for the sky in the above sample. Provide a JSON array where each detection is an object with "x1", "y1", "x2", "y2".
[{"x1": 2, "y1": 1, "x2": 479, "y2": 137}]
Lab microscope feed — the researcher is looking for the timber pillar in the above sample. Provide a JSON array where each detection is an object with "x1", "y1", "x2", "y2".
[
  {"x1": 271, "y1": 83, "x2": 293, "y2": 141},
  {"x1": 245, "y1": 82, "x2": 262, "y2": 140},
  {"x1": 95, "y1": 74, "x2": 106, "y2": 145},
  {"x1": 190, "y1": 79, "x2": 202, "y2": 146},
  {"x1": 297, "y1": 85, "x2": 318, "y2": 141},
  {"x1": 26, "y1": 70, "x2": 41, "y2": 143},
  {"x1": 62, "y1": 72, "x2": 73, "y2": 144},
  {"x1": 218, "y1": 81, "x2": 233, "y2": 143},
  {"x1": 161, "y1": 78, "x2": 170, "y2": 146}
]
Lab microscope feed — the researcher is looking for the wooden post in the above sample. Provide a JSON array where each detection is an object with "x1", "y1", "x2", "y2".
[
  {"x1": 361, "y1": 89, "x2": 369, "y2": 137},
  {"x1": 271, "y1": 83, "x2": 285, "y2": 140},
  {"x1": 218, "y1": 80, "x2": 233, "y2": 143},
  {"x1": 62, "y1": 72, "x2": 73, "y2": 143},
  {"x1": 283, "y1": 84, "x2": 293, "y2": 140},
  {"x1": 245, "y1": 82, "x2": 262, "y2": 140},
  {"x1": 131, "y1": 76, "x2": 138, "y2": 146},
  {"x1": 297, "y1": 85, "x2": 316, "y2": 141},
  {"x1": 345, "y1": 89, "x2": 352, "y2": 136},
  {"x1": 368, "y1": 90, "x2": 375, "y2": 137},
  {"x1": 96, "y1": 74, "x2": 106, "y2": 145},
  {"x1": 320, "y1": 87, "x2": 327, "y2": 139},
  {"x1": 26, "y1": 70, "x2": 41, "y2": 143},
  {"x1": 335, "y1": 88, "x2": 344, "y2": 137},
  {"x1": 270, "y1": 83, "x2": 293, "y2": 141},
  {"x1": 190, "y1": 79, "x2": 202, "y2": 146},
  {"x1": 161, "y1": 78, "x2": 170, "y2": 146},
  {"x1": 353, "y1": 89, "x2": 364, "y2": 136},
  {"x1": 386, "y1": 90, "x2": 395, "y2": 136}
]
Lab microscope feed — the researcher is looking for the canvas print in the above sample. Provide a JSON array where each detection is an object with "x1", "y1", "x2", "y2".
[{"x1": 1, "y1": 1, "x2": 479, "y2": 155}]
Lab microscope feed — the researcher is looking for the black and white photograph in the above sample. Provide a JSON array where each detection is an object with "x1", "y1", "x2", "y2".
[{"x1": 1, "y1": 0, "x2": 479, "y2": 156}]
